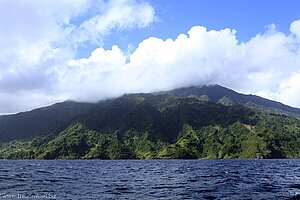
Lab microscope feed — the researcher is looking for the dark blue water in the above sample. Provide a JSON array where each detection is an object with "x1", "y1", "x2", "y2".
[{"x1": 0, "y1": 159, "x2": 299, "y2": 200}]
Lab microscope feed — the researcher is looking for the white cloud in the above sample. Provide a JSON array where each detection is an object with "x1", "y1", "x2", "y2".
[
  {"x1": 0, "y1": 0, "x2": 156, "y2": 114},
  {"x1": 55, "y1": 20, "x2": 300, "y2": 108},
  {"x1": 277, "y1": 72, "x2": 300, "y2": 107},
  {"x1": 0, "y1": 90, "x2": 66, "y2": 114},
  {"x1": 290, "y1": 20, "x2": 300, "y2": 38},
  {"x1": 0, "y1": 0, "x2": 300, "y2": 114},
  {"x1": 54, "y1": 45, "x2": 128, "y2": 101},
  {"x1": 72, "y1": 0, "x2": 156, "y2": 46}
]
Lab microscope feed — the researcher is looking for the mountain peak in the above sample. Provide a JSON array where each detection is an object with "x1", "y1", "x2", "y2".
[
  {"x1": 1, "y1": 84, "x2": 300, "y2": 143},
  {"x1": 164, "y1": 84, "x2": 300, "y2": 116}
]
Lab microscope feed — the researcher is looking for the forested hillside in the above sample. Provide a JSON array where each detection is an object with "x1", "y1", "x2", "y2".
[{"x1": 1, "y1": 85, "x2": 300, "y2": 159}]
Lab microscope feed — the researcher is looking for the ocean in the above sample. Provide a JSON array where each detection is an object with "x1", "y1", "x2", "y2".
[{"x1": 0, "y1": 159, "x2": 299, "y2": 199}]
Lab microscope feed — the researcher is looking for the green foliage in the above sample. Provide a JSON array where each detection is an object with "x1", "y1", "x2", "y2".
[
  {"x1": 157, "y1": 120, "x2": 288, "y2": 159},
  {"x1": 0, "y1": 101, "x2": 94, "y2": 142},
  {"x1": 218, "y1": 96, "x2": 235, "y2": 106},
  {"x1": 254, "y1": 114, "x2": 300, "y2": 158},
  {"x1": 157, "y1": 144, "x2": 197, "y2": 159},
  {"x1": 84, "y1": 133, "x2": 109, "y2": 159},
  {"x1": 0, "y1": 122, "x2": 165, "y2": 159},
  {"x1": 1, "y1": 89, "x2": 300, "y2": 160},
  {"x1": 123, "y1": 131, "x2": 165, "y2": 159},
  {"x1": 36, "y1": 123, "x2": 95, "y2": 159},
  {"x1": 165, "y1": 85, "x2": 300, "y2": 116},
  {"x1": 198, "y1": 95, "x2": 211, "y2": 102},
  {"x1": 158, "y1": 124, "x2": 203, "y2": 159},
  {"x1": 0, "y1": 140, "x2": 35, "y2": 159}
]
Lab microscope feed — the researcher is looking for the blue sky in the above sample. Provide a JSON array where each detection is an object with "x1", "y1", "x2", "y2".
[
  {"x1": 0, "y1": 0, "x2": 300, "y2": 114},
  {"x1": 94, "y1": 0, "x2": 300, "y2": 55}
]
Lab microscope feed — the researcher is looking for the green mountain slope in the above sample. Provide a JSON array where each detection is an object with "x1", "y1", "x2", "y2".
[
  {"x1": 164, "y1": 85, "x2": 300, "y2": 116},
  {"x1": 72, "y1": 94, "x2": 256, "y2": 142},
  {"x1": 0, "y1": 101, "x2": 94, "y2": 142},
  {"x1": 0, "y1": 85, "x2": 300, "y2": 159},
  {"x1": 1, "y1": 112, "x2": 299, "y2": 159}
]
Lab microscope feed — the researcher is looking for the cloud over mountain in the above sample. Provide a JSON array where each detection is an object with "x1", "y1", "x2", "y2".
[
  {"x1": 0, "y1": 0, "x2": 156, "y2": 113},
  {"x1": 0, "y1": 0, "x2": 300, "y2": 113},
  {"x1": 58, "y1": 21, "x2": 300, "y2": 108}
]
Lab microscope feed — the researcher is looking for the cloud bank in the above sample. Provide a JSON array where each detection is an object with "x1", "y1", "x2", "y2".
[
  {"x1": 0, "y1": 0, "x2": 156, "y2": 113},
  {"x1": 58, "y1": 22, "x2": 300, "y2": 107},
  {"x1": 0, "y1": 0, "x2": 300, "y2": 113}
]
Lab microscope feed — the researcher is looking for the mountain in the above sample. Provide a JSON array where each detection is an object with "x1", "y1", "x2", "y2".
[
  {"x1": 74, "y1": 94, "x2": 255, "y2": 142},
  {"x1": 163, "y1": 85, "x2": 300, "y2": 116},
  {"x1": 0, "y1": 101, "x2": 94, "y2": 142},
  {"x1": 0, "y1": 85, "x2": 300, "y2": 159}
]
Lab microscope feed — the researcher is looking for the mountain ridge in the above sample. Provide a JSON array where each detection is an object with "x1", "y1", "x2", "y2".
[
  {"x1": 0, "y1": 101, "x2": 94, "y2": 142},
  {"x1": 1, "y1": 84, "x2": 300, "y2": 159},
  {"x1": 162, "y1": 84, "x2": 300, "y2": 115},
  {"x1": 0, "y1": 84, "x2": 299, "y2": 143}
]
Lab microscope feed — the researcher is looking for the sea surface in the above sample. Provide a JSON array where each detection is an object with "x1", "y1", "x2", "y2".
[{"x1": 0, "y1": 159, "x2": 299, "y2": 200}]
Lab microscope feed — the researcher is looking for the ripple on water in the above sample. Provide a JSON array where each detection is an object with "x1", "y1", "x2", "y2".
[{"x1": 0, "y1": 159, "x2": 299, "y2": 199}]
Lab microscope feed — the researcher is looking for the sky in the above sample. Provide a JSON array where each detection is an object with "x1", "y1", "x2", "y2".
[{"x1": 1, "y1": 0, "x2": 300, "y2": 114}]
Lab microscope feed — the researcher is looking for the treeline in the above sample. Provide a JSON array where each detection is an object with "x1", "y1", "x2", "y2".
[{"x1": 1, "y1": 112, "x2": 299, "y2": 159}]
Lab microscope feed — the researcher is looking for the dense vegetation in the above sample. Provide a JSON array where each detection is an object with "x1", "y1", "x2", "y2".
[
  {"x1": 165, "y1": 85, "x2": 300, "y2": 116},
  {"x1": 0, "y1": 101, "x2": 94, "y2": 142},
  {"x1": 0, "y1": 85, "x2": 300, "y2": 159}
]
